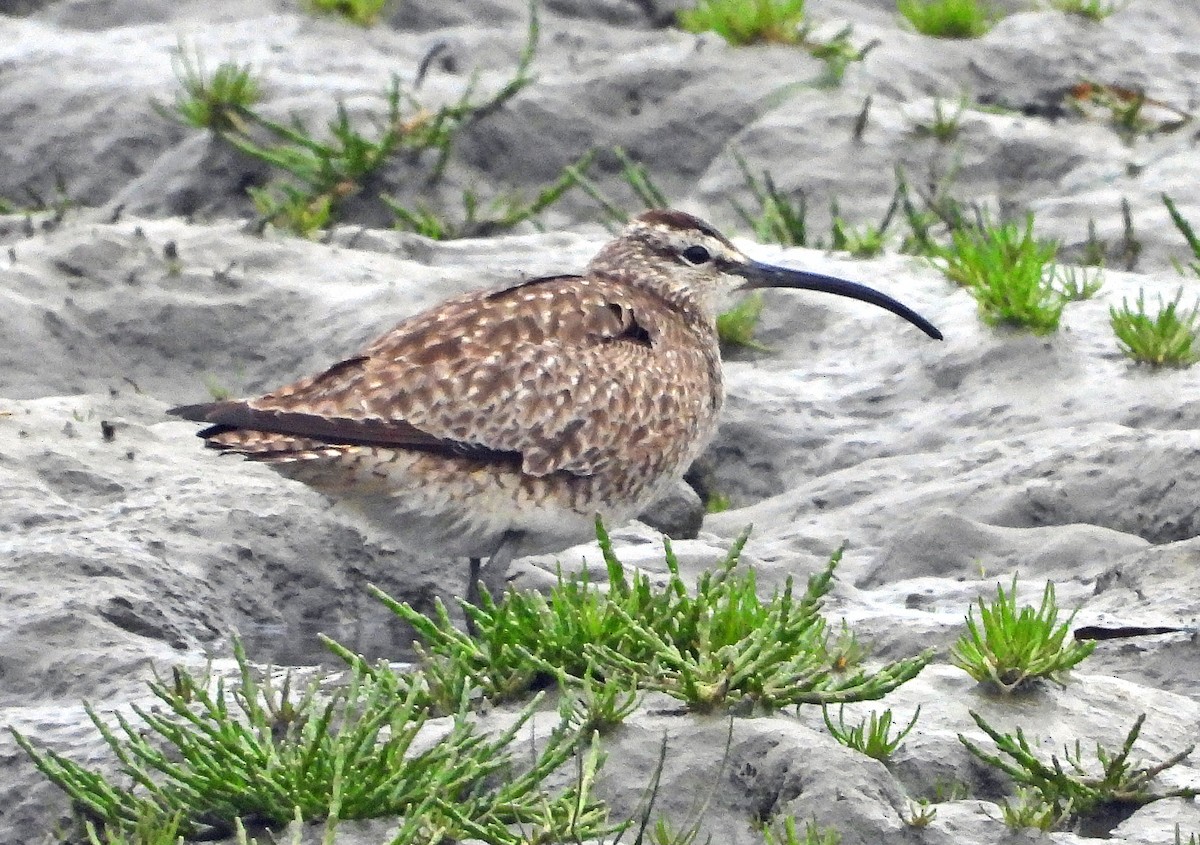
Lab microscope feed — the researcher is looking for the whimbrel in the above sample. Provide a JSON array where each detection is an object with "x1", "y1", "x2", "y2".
[{"x1": 171, "y1": 210, "x2": 942, "y2": 605}]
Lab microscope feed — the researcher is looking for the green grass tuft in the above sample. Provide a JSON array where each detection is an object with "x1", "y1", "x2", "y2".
[
  {"x1": 961, "y1": 712, "x2": 1199, "y2": 830},
  {"x1": 1110, "y1": 288, "x2": 1200, "y2": 368},
  {"x1": 386, "y1": 150, "x2": 597, "y2": 240},
  {"x1": 897, "y1": 0, "x2": 996, "y2": 38},
  {"x1": 762, "y1": 816, "x2": 842, "y2": 845},
  {"x1": 932, "y1": 214, "x2": 1066, "y2": 334},
  {"x1": 717, "y1": 291, "x2": 770, "y2": 351},
  {"x1": 678, "y1": 0, "x2": 808, "y2": 45},
  {"x1": 950, "y1": 577, "x2": 1095, "y2": 693},
  {"x1": 304, "y1": 0, "x2": 388, "y2": 26},
  {"x1": 830, "y1": 209, "x2": 890, "y2": 258},
  {"x1": 912, "y1": 94, "x2": 968, "y2": 142},
  {"x1": 163, "y1": 45, "x2": 261, "y2": 133},
  {"x1": 731, "y1": 152, "x2": 810, "y2": 247},
  {"x1": 1053, "y1": 264, "x2": 1104, "y2": 301},
  {"x1": 1044, "y1": 0, "x2": 1122, "y2": 21},
  {"x1": 823, "y1": 705, "x2": 920, "y2": 760},
  {"x1": 1162, "y1": 193, "x2": 1200, "y2": 277}
]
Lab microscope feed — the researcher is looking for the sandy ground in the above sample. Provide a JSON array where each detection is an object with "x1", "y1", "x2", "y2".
[{"x1": 2, "y1": 1, "x2": 1200, "y2": 843}]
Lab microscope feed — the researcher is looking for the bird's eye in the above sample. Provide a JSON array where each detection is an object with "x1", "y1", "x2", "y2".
[{"x1": 681, "y1": 245, "x2": 711, "y2": 265}]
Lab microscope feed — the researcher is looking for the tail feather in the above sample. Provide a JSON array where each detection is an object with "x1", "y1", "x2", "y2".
[
  {"x1": 169, "y1": 399, "x2": 521, "y2": 465},
  {"x1": 168, "y1": 400, "x2": 323, "y2": 459}
]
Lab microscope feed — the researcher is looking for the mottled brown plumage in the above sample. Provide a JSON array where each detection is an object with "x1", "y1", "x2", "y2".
[{"x1": 172, "y1": 209, "x2": 942, "y2": 601}]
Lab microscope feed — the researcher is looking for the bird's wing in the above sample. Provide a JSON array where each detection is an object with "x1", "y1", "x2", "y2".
[{"x1": 171, "y1": 275, "x2": 716, "y2": 478}]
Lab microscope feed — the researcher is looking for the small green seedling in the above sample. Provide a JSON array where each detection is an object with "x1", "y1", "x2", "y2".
[
  {"x1": 805, "y1": 25, "x2": 879, "y2": 86},
  {"x1": 732, "y1": 154, "x2": 901, "y2": 257},
  {"x1": 892, "y1": 161, "x2": 981, "y2": 258},
  {"x1": 1000, "y1": 785, "x2": 1070, "y2": 831},
  {"x1": 1045, "y1": 0, "x2": 1121, "y2": 20},
  {"x1": 648, "y1": 816, "x2": 708, "y2": 845},
  {"x1": 1162, "y1": 193, "x2": 1200, "y2": 277},
  {"x1": 678, "y1": 0, "x2": 808, "y2": 45},
  {"x1": 931, "y1": 780, "x2": 972, "y2": 802},
  {"x1": 1053, "y1": 264, "x2": 1104, "y2": 301},
  {"x1": 830, "y1": 210, "x2": 890, "y2": 258},
  {"x1": 386, "y1": 150, "x2": 596, "y2": 240},
  {"x1": 202, "y1": 374, "x2": 234, "y2": 401},
  {"x1": 897, "y1": 0, "x2": 996, "y2": 38},
  {"x1": 1067, "y1": 81, "x2": 1192, "y2": 139},
  {"x1": 823, "y1": 705, "x2": 920, "y2": 760},
  {"x1": 569, "y1": 146, "x2": 671, "y2": 230},
  {"x1": 304, "y1": 0, "x2": 388, "y2": 26},
  {"x1": 826, "y1": 621, "x2": 869, "y2": 674},
  {"x1": 163, "y1": 45, "x2": 261, "y2": 132},
  {"x1": 950, "y1": 577, "x2": 1095, "y2": 693},
  {"x1": 248, "y1": 185, "x2": 332, "y2": 239},
  {"x1": 829, "y1": 190, "x2": 898, "y2": 258},
  {"x1": 1110, "y1": 289, "x2": 1200, "y2": 368},
  {"x1": 912, "y1": 94, "x2": 968, "y2": 142},
  {"x1": 731, "y1": 152, "x2": 810, "y2": 247},
  {"x1": 705, "y1": 490, "x2": 733, "y2": 514},
  {"x1": 932, "y1": 214, "x2": 1065, "y2": 334},
  {"x1": 1120, "y1": 196, "x2": 1143, "y2": 270},
  {"x1": 1080, "y1": 219, "x2": 1108, "y2": 267},
  {"x1": 762, "y1": 816, "x2": 841, "y2": 845},
  {"x1": 960, "y1": 711, "x2": 1199, "y2": 830},
  {"x1": 563, "y1": 669, "x2": 642, "y2": 735},
  {"x1": 903, "y1": 799, "x2": 937, "y2": 828},
  {"x1": 717, "y1": 291, "x2": 770, "y2": 351}
]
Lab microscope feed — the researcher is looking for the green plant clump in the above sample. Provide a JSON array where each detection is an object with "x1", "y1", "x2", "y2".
[
  {"x1": 762, "y1": 815, "x2": 841, "y2": 845},
  {"x1": 933, "y1": 214, "x2": 1066, "y2": 334},
  {"x1": 960, "y1": 711, "x2": 1199, "y2": 830},
  {"x1": 823, "y1": 705, "x2": 920, "y2": 760},
  {"x1": 912, "y1": 94, "x2": 968, "y2": 142},
  {"x1": 1162, "y1": 193, "x2": 1200, "y2": 277},
  {"x1": 830, "y1": 204, "x2": 891, "y2": 258},
  {"x1": 717, "y1": 290, "x2": 770, "y2": 351},
  {"x1": 897, "y1": 0, "x2": 996, "y2": 38},
  {"x1": 12, "y1": 638, "x2": 610, "y2": 844},
  {"x1": 164, "y1": 46, "x2": 261, "y2": 133},
  {"x1": 1045, "y1": 0, "x2": 1122, "y2": 20},
  {"x1": 1110, "y1": 289, "x2": 1200, "y2": 368},
  {"x1": 731, "y1": 153, "x2": 810, "y2": 247},
  {"x1": 356, "y1": 520, "x2": 933, "y2": 714},
  {"x1": 950, "y1": 577, "x2": 1095, "y2": 693},
  {"x1": 679, "y1": 0, "x2": 808, "y2": 45},
  {"x1": 305, "y1": 0, "x2": 388, "y2": 26}
]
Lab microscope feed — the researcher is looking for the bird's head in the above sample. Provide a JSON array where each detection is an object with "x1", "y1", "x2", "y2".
[{"x1": 588, "y1": 208, "x2": 943, "y2": 340}]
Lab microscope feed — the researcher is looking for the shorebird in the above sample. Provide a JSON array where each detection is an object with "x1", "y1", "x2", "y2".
[{"x1": 171, "y1": 209, "x2": 942, "y2": 606}]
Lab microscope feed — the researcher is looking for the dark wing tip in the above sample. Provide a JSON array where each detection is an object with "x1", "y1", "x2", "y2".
[
  {"x1": 168, "y1": 401, "x2": 221, "y2": 422},
  {"x1": 168, "y1": 401, "x2": 262, "y2": 444}
]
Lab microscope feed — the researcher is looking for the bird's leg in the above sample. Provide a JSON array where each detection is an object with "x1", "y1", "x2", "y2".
[
  {"x1": 464, "y1": 531, "x2": 524, "y2": 635},
  {"x1": 480, "y1": 530, "x2": 524, "y2": 602},
  {"x1": 467, "y1": 557, "x2": 485, "y2": 610}
]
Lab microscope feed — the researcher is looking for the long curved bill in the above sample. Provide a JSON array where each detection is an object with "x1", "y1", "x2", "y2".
[{"x1": 736, "y1": 260, "x2": 943, "y2": 341}]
